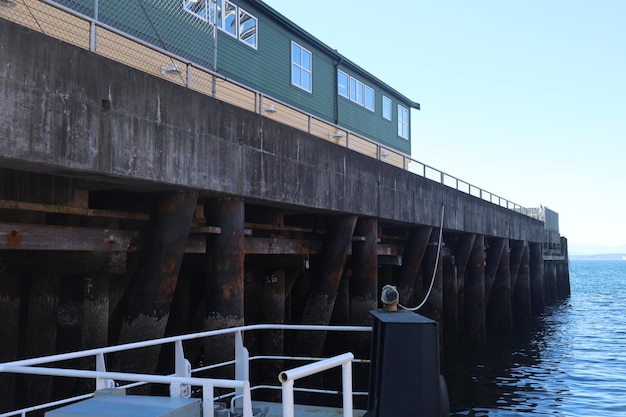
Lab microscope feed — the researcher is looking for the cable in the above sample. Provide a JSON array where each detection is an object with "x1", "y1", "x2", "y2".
[{"x1": 399, "y1": 202, "x2": 446, "y2": 311}]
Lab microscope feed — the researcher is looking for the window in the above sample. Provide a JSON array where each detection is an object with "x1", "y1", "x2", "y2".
[
  {"x1": 223, "y1": 1, "x2": 237, "y2": 37},
  {"x1": 382, "y1": 96, "x2": 392, "y2": 121},
  {"x1": 292, "y1": 42, "x2": 312, "y2": 92},
  {"x1": 184, "y1": 0, "x2": 208, "y2": 21},
  {"x1": 350, "y1": 77, "x2": 364, "y2": 105},
  {"x1": 365, "y1": 86, "x2": 374, "y2": 111},
  {"x1": 239, "y1": 8, "x2": 257, "y2": 48},
  {"x1": 398, "y1": 105, "x2": 409, "y2": 139},
  {"x1": 200, "y1": 1, "x2": 257, "y2": 49},
  {"x1": 337, "y1": 70, "x2": 349, "y2": 98},
  {"x1": 339, "y1": 71, "x2": 375, "y2": 112}
]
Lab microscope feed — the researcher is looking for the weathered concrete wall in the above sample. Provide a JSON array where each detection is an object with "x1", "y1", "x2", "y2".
[{"x1": 0, "y1": 19, "x2": 543, "y2": 242}]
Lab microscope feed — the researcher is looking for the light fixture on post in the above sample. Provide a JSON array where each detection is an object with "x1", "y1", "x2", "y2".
[
  {"x1": 263, "y1": 104, "x2": 277, "y2": 113},
  {"x1": 328, "y1": 130, "x2": 343, "y2": 140},
  {"x1": 381, "y1": 149, "x2": 389, "y2": 157},
  {"x1": 161, "y1": 63, "x2": 180, "y2": 75},
  {"x1": 0, "y1": 0, "x2": 17, "y2": 8}
]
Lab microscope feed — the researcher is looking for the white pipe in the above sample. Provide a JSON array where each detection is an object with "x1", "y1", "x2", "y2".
[{"x1": 279, "y1": 353, "x2": 354, "y2": 417}]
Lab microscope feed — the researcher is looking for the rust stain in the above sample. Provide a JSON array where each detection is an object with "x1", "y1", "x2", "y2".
[{"x1": 6, "y1": 230, "x2": 21, "y2": 249}]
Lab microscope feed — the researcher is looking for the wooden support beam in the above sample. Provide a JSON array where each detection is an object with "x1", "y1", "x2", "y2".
[
  {"x1": 442, "y1": 255, "x2": 458, "y2": 351},
  {"x1": 485, "y1": 238, "x2": 506, "y2": 304},
  {"x1": 0, "y1": 273, "x2": 20, "y2": 410},
  {"x1": 487, "y1": 239, "x2": 513, "y2": 332},
  {"x1": 0, "y1": 222, "x2": 138, "y2": 252},
  {"x1": 421, "y1": 231, "x2": 443, "y2": 324},
  {"x1": 512, "y1": 245, "x2": 532, "y2": 322},
  {"x1": 298, "y1": 215, "x2": 357, "y2": 356},
  {"x1": 465, "y1": 235, "x2": 486, "y2": 342},
  {"x1": 529, "y1": 242, "x2": 545, "y2": 315},
  {"x1": 0, "y1": 199, "x2": 149, "y2": 220},
  {"x1": 454, "y1": 233, "x2": 475, "y2": 341},
  {"x1": 117, "y1": 190, "x2": 198, "y2": 374},
  {"x1": 394, "y1": 227, "x2": 432, "y2": 306},
  {"x1": 0, "y1": 251, "x2": 127, "y2": 274}
]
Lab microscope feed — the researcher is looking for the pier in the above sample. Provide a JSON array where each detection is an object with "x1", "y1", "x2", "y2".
[{"x1": 0, "y1": 3, "x2": 569, "y2": 412}]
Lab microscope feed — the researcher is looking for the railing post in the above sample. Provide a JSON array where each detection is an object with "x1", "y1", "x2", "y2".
[
  {"x1": 234, "y1": 330, "x2": 249, "y2": 408},
  {"x1": 281, "y1": 379, "x2": 295, "y2": 417},
  {"x1": 95, "y1": 353, "x2": 114, "y2": 391},
  {"x1": 170, "y1": 340, "x2": 191, "y2": 398},
  {"x1": 341, "y1": 361, "x2": 353, "y2": 417},
  {"x1": 203, "y1": 384, "x2": 215, "y2": 417}
]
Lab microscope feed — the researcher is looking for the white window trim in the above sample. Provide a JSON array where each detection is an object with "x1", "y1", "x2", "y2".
[
  {"x1": 183, "y1": 0, "x2": 208, "y2": 22},
  {"x1": 238, "y1": 7, "x2": 258, "y2": 49},
  {"x1": 291, "y1": 41, "x2": 312, "y2": 93},
  {"x1": 222, "y1": 0, "x2": 238, "y2": 39},
  {"x1": 365, "y1": 85, "x2": 375, "y2": 112},
  {"x1": 398, "y1": 104, "x2": 409, "y2": 139},
  {"x1": 382, "y1": 96, "x2": 392, "y2": 121},
  {"x1": 338, "y1": 69, "x2": 349, "y2": 98}
]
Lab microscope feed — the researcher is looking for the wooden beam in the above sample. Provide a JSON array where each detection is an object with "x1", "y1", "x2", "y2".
[
  {"x1": 0, "y1": 199, "x2": 149, "y2": 220},
  {"x1": 0, "y1": 222, "x2": 138, "y2": 251},
  {"x1": 0, "y1": 250, "x2": 127, "y2": 274}
]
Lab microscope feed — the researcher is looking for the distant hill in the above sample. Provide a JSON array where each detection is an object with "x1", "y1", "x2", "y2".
[
  {"x1": 568, "y1": 242, "x2": 626, "y2": 256},
  {"x1": 570, "y1": 254, "x2": 626, "y2": 261}
]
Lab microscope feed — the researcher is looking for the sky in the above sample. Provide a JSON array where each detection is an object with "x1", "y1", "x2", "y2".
[{"x1": 262, "y1": 0, "x2": 626, "y2": 252}]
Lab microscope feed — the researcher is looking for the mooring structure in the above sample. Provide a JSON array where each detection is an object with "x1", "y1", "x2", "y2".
[{"x1": 0, "y1": 4, "x2": 569, "y2": 412}]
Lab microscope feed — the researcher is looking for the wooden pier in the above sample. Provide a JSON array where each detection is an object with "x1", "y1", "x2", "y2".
[{"x1": 0, "y1": 16, "x2": 570, "y2": 411}]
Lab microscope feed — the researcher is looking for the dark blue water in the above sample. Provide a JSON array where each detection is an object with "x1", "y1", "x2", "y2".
[{"x1": 445, "y1": 260, "x2": 626, "y2": 416}]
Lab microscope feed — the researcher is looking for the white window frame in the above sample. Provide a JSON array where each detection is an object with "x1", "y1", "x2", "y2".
[
  {"x1": 398, "y1": 104, "x2": 409, "y2": 139},
  {"x1": 238, "y1": 7, "x2": 257, "y2": 49},
  {"x1": 291, "y1": 41, "x2": 312, "y2": 93},
  {"x1": 183, "y1": 0, "x2": 208, "y2": 22},
  {"x1": 337, "y1": 69, "x2": 349, "y2": 98},
  {"x1": 382, "y1": 96, "x2": 392, "y2": 121},
  {"x1": 364, "y1": 86, "x2": 375, "y2": 111},
  {"x1": 222, "y1": 0, "x2": 237, "y2": 38}
]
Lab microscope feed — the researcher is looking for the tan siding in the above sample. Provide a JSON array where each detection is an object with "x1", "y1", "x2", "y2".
[
  {"x1": 214, "y1": 79, "x2": 257, "y2": 112},
  {"x1": 382, "y1": 150, "x2": 406, "y2": 169},
  {"x1": 3, "y1": 0, "x2": 90, "y2": 50},
  {"x1": 97, "y1": 28, "x2": 187, "y2": 87},
  {"x1": 261, "y1": 99, "x2": 310, "y2": 132},
  {"x1": 348, "y1": 135, "x2": 378, "y2": 159},
  {"x1": 310, "y1": 119, "x2": 347, "y2": 147}
]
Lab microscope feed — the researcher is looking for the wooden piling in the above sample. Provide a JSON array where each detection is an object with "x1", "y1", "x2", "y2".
[
  {"x1": 465, "y1": 235, "x2": 486, "y2": 342},
  {"x1": 350, "y1": 218, "x2": 378, "y2": 360},
  {"x1": 442, "y1": 255, "x2": 458, "y2": 351},
  {"x1": 512, "y1": 245, "x2": 532, "y2": 322},
  {"x1": 0, "y1": 272, "x2": 20, "y2": 411},
  {"x1": 298, "y1": 215, "x2": 357, "y2": 356},
  {"x1": 421, "y1": 231, "x2": 443, "y2": 324},
  {"x1": 117, "y1": 190, "x2": 197, "y2": 373},
  {"x1": 454, "y1": 234, "x2": 476, "y2": 344},
  {"x1": 529, "y1": 242, "x2": 545, "y2": 315},
  {"x1": 395, "y1": 227, "x2": 432, "y2": 306},
  {"x1": 487, "y1": 239, "x2": 512, "y2": 332}
]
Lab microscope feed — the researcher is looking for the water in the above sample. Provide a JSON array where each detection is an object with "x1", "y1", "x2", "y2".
[{"x1": 444, "y1": 260, "x2": 626, "y2": 416}]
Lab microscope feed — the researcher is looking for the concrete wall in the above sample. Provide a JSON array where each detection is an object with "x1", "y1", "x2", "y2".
[{"x1": 0, "y1": 19, "x2": 544, "y2": 243}]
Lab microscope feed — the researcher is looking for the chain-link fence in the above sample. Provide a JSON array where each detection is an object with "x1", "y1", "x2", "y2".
[{"x1": 0, "y1": 0, "x2": 532, "y2": 216}]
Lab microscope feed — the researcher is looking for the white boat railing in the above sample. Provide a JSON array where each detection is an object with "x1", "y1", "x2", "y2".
[{"x1": 0, "y1": 324, "x2": 372, "y2": 417}]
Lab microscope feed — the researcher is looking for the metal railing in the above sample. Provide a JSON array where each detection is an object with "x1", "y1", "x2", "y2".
[
  {"x1": 0, "y1": 324, "x2": 371, "y2": 417},
  {"x1": 0, "y1": 0, "x2": 532, "y2": 217}
]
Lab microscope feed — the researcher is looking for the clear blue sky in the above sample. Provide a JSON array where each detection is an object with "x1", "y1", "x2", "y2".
[{"x1": 262, "y1": 0, "x2": 626, "y2": 250}]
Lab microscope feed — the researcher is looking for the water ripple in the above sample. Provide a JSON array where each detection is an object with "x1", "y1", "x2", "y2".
[{"x1": 445, "y1": 260, "x2": 626, "y2": 416}]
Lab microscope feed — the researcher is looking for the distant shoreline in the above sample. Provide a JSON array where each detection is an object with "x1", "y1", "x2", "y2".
[{"x1": 570, "y1": 254, "x2": 626, "y2": 261}]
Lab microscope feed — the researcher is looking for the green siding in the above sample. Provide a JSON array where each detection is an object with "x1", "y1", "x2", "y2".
[{"x1": 53, "y1": 0, "x2": 414, "y2": 154}]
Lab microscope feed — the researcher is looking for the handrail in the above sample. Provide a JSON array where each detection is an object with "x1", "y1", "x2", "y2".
[
  {"x1": 2, "y1": 0, "x2": 532, "y2": 217},
  {"x1": 278, "y1": 353, "x2": 354, "y2": 417},
  {"x1": 0, "y1": 323, "x2": 371, "y2": 417}
]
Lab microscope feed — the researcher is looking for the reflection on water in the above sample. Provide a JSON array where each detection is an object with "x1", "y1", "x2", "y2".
[{"x1": 443, "y1": 261, "x2": 626, "y2": 416}]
